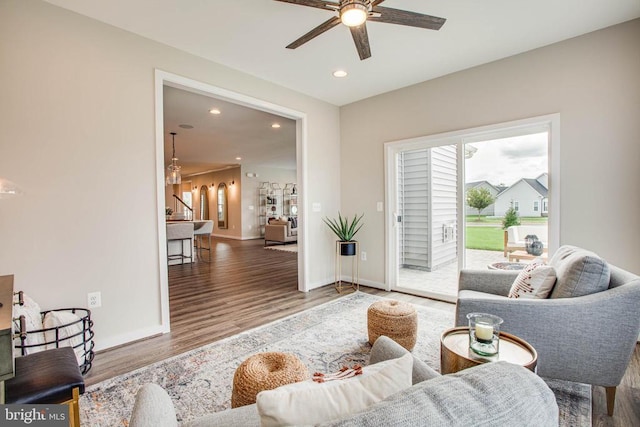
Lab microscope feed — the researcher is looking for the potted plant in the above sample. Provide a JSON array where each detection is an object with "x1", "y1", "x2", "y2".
[
  {"x1": 323, "y1": 212, "x2": 364, "y2": 256},
  {"x1": 502, "y1": 206, "x2": 521, "y2": 253}
]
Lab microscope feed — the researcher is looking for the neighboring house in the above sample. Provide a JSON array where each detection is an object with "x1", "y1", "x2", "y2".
[
  {"x1": 464, "y1": 181, "x2": 504, "y2": 216},
  {"x1": 494, "y1": 173, "x2": 549, "y2": 217}
]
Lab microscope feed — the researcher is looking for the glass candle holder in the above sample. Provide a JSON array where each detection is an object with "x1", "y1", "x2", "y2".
[{"x1": 467, "y1": 313, "x2": 503, "y2": 356}]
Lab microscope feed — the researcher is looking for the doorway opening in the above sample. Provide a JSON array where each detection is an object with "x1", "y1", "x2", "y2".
[
  {"x1": 154, "y1": 70, "x2": 308, "y2": 333},
  {"x1": 385, "y1": 115, "x2": 560, "y2": 302}
]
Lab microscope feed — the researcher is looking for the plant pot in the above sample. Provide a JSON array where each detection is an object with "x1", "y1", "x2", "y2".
[
  {"x1": 529, "y1": 241, "x2": 544, "y2": 256},
  {"x1": 340, "y1": 241, "x2": 357, "y2": 256}
]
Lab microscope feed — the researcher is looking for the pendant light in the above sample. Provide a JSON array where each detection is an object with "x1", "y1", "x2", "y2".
[{"x1": 166, "y1": 132, "x2": 182, "y2": 186}]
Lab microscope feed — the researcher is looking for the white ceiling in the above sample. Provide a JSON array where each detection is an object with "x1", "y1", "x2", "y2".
[
  {"x1": 44, "y1": 0, "x2": 640, "y2": 106},
  {"x1": 41, "y1": 0, "x2": 640, "y2": 174},
  {"x1": 163, "y1": 86, "x2": 296, "y2": 175}
]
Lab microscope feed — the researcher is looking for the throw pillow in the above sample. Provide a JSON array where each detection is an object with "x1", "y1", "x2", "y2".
[
  {"x1": 13, "y1": 293, "x2": 46, "y2": 357},
  {"x1": 508, "y1": 263, "x2": 557, "y2": 299},
  {"x1": 43, "y1": 310, "x2": 85, "y2": 364},
  {"x1": 256, "y1": 352, "x2": 413, "y2": 427},
  {"x1": 548, "y1": 245, "x2": 610, "y2": 298}
]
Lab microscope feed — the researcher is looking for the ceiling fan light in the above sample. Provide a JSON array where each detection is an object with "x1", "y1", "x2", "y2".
[{"x1": 340, "y1": 4, "x2": 367, "y2": 27}]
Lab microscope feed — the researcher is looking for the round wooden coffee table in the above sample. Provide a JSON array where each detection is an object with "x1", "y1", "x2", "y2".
[{"x1": 440, "y1": 326, "x2": 537, "y2": 375}]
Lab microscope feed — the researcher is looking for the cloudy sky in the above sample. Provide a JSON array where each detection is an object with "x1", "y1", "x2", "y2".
[{"x1": 465, "y1": 132, "x2": 548, "y2": 187}]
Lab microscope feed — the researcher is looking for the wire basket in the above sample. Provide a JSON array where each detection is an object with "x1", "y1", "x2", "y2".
[{"x1": 14, "y1": 307, "x2": 95, "y2": 375}]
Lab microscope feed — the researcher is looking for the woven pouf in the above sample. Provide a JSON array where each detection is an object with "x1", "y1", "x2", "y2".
[
  {"x1": 231, "y1": 352, "x2": 309, "y2": 408},
  {"x1": 367, "y1": 300, "x2": 418, "y2": 351}
]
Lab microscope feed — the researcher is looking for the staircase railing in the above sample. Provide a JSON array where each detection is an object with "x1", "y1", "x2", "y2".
[{"x1": 172, "y1": 194, "x2": 193, "y2": 220}]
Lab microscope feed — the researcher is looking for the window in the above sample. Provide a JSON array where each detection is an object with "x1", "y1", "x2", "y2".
[
  {"x1": 533, "y1": 201, "x2": 539, "y2": 212},
  {"x1": 543, "y1": 199, "x2": 548, "y2": 212},
  {"x1": 182, "y1": 191, "x2": 192, "y2": 208},
  {"x1": 514, "y1": 201, "x2": 519, "y2": 212}
]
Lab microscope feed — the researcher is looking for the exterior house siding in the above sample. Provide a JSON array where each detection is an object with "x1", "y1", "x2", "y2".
[
  {"x1": 399, "y1": 146, "x2": 457, "y2": 272},
  {"x1": 430, "y1": 146, "x2": 457, "y2": 269}
]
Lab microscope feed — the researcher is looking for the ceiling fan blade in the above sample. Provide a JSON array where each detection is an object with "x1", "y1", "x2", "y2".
[
  {"x1": 286, "y1": 16, "x2": 341, "y2": 49},
  {"x1": 274, "y1": 0, "x2": 338, "y2": 12},
  {"x1": 349, "y1": 24, "x2": 371, "y2": 61},
  {"x1": 370, "y1": 6, "x2": 446, "y2": 30},
  {"x1": 371, "y1": 0, "x2": 386, "y2": 6}
]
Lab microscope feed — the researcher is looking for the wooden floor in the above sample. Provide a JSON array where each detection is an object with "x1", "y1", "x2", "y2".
[{"x1": 85, "y1": 238, "x2": 638, "y2": 426}]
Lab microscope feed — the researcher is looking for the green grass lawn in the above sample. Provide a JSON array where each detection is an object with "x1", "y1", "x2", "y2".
[
  {"x1": 464, "y1": 216, "x2": 548, "y2": 250},
  {"x1": 465, "y1": 226, "x2": 504, "y2": 251},
  {"x1": 466, "y1": 215, "x2": 548, "y2": 225}
]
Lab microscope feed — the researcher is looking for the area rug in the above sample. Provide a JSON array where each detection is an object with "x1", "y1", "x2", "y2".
[
  {"x1": 80, "y1": 292, "x2": 590, "y2": 426},
  {"x1": 264, "y1": 243, "x2": 297, "y2": 253}
]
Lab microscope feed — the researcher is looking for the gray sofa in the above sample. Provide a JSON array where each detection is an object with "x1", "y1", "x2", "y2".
[
  {"x1": 129, "y1": 336, "x2": 558, "y2": 426},
  {"x1": 456, "y1": 245, "x2": 640, "y2": 416}
]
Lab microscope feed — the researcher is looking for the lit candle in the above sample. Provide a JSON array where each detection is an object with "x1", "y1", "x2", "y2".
[{"x1": 475, "y1": 323, "x2": 494, "y2": 341}]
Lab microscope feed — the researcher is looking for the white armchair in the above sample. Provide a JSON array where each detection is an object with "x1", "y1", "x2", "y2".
[{"x1": 503, "y1": 225, "x2": 548, "y2": 256}]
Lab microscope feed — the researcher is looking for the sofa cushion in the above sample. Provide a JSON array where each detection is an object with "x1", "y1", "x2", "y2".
[
  {"x1": 130, "y1": 383, "x2": 178, "y2": 427},
  {"x1": 507, "y1": 225, "x2": 549, "y2": 245},
  {"x1": 508, "y1": 263, "x2": 556, "y2": 299},
  {"x1": 324, "y1": 362, "x2": 558, "y2": 427},
  {"x1": 256, "y1": 352, "x2": 412, "y2": 427},
  {"x1": 549, "y1": 245, "x2": 610, "y2": 298}
]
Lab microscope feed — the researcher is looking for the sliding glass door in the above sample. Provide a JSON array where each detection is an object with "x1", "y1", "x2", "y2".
[{"x1": 384, "y1": 116, "x2": 559, "y2": 302}]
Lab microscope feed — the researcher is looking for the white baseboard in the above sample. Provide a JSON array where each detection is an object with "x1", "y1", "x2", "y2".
[
  {"x1": 211, "y1": 233, "x2": 243, "y2": 240},
  {"x1": 305, "y1": 276, "x2": 387, "y2": 292},
  {"x1": 94, "y1": 324, "x2": 167, "y2": 352}
]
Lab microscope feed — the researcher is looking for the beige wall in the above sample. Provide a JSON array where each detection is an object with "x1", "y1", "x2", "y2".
[
  {"x1": 0, "y1": 0, "x2": 340, "y2": 349},
  {"x1": 241, "y1": 165, "x2": 297, "y2": 240},
  {"x1": 186, "y1": 167, "x2": 243, "y2": 239},
  {"x1": 340, "y1": 18, "x2": 640, "y2": 285}
]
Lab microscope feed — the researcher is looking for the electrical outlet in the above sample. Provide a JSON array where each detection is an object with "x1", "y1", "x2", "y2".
[
  {"x1": 88, "y1": 292, "x2": 101, "y2": 308},
  {"x1": 361, "y1": 251, "x2": 367, "y2": 261}
]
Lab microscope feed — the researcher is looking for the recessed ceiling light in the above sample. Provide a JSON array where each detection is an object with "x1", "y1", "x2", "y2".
[
  {"x1": 333, "y1": 70, "x2": 348, "y2": 78},
  {"x1": 178, "y1": 124, "x2": 194, "y2": 129},
  {"x1": 235, "y1": 157, "x2": 242, "y2": 160},
  {"x1": 271, "y1": 123, "x2": 281, "y2": 129},
  {"x1": 209, "y1": 108, "x2": 221, "y2": 115}
]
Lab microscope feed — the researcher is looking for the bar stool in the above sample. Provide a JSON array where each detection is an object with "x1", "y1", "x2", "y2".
[
  {"x1": 5, "y1": 347, "x2": 85, "y2": 427},
  {"x1": 194, "y1": 220, "x2": 213, "y2": 262},
  {"x1": 166, "y1": 222, "x2": 194, "y2": 265}
]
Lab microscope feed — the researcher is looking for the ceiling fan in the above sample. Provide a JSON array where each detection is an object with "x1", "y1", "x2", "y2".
[{"x1": 274, "y1": 0, "x2": 446, "y2": 60}]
